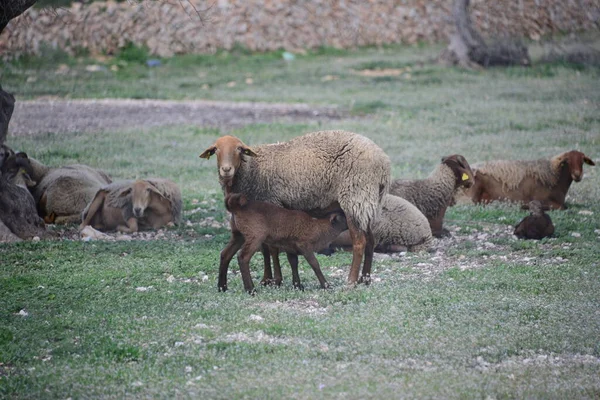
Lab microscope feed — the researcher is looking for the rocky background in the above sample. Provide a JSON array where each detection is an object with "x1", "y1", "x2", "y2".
[{"x1": 1, "y1": 0, "x2": 599, "y2": 58}]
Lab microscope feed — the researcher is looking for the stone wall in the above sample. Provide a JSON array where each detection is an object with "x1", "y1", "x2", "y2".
[{"x1": 1, "y1": 0, "x2": 598, "y2": 58}]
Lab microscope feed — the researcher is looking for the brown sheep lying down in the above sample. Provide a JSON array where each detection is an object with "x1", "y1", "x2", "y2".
[
  {"x1": 469, "y1": 150, "x2": 595, "y2": 210},
  {"x1": 220, "y1": 193, "x2": 348, "y2": 294},
  {"x1": 80, "y1": 179, "x2": 182, "y2": 233},
  {"x1": 514, "y1": 200, "x2": 555, "y2": 240}
]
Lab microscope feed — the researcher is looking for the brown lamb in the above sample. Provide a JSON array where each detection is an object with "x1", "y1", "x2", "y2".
[
  {"x1": 513, "y1": 200, "x2": 555, "y2": 240},
  {"x1": 220, "y1": 193, "x2": 348, "y2": 294},
  {"x1": 469, "y1": 150, "x2": 595, "y2": 210}
]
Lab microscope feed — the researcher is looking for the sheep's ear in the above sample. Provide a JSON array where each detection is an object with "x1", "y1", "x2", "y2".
[
  {"x1": 584, "y1": 156, "x2": 595, "y2": 166},
  {"x1": 238, "y1": 194, "x2": 248, "y2": 207},
  {"x1": 241, "y1": 147, "x2": 257, "y2": 157},
  {"x1": 119, "y1": 188, "x2": 132, "y2": 197},
  {"x1": 441, "y1": 156, "x2": 448, "y2": 163},
  {"x1": 16, "y1": 152, "x2": 28, "y2": 159},
  {"x1": 199, "y1": 146, "x2": 216, "y2": 160}
]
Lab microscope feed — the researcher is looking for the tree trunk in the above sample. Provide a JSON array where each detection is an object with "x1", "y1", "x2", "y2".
[
  {"x1": 439, "y1": 0, "x2": 530, "y2": 68},
  {"x1": 0, "y1": 85, "x2": 15, "y2": 146},
  {"x1": 0, "y1": 0, "x2": 38, "y2": 35}
]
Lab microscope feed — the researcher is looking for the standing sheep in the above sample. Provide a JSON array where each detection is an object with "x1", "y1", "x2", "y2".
[
  {"x1": 513, "y1": 200, "x2": 555, "y2": 240},
  {"x1": 27, "y1": 157, "x2": 113, "y2": 224},
  {"x1": 468, "y1": 150, "x2": 595, "y2": 210},
  {"x1": 390, "y1": 154, "x2": 474, "y2": 238},
  {"x1": 80, "y1": 178, "x2": 182, "y2": 233},
  {"x1": 200, "y1": 131, "x2": 391, "y2": 285},
  {"x1": 222, "y1": 193, "x2": 348, "y2": 293},
  {"x1": 328, "y1": 194, "x2": 433, "y2": 253}
]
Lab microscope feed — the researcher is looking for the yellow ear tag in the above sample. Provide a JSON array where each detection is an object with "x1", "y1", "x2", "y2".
[{"x1": 462, "y1": 173, "x2": 469, "y2": 181}]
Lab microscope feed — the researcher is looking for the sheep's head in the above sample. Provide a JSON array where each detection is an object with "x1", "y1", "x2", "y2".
[
  {"x1": 553, "y1": 150, "x2": 595, "y2": 182},
  {"x1": 1, "y1": 151, "x2": 36, "y2": 187},
  {"x1": 528, "y1": 200, "x2": 545, "y2": 216},
  {"x1": 120, "y1": 180, "x2": 165, "y2": 218},
  {"x1": 329, "y1": 212, "x2": 348, "y2": 232},
  {"x1": 199, "y1": 135, "x2": 257, "y2": 186},
  {"x1": 224, "y1": 193, "x2": 248, "y2": 212},
  {"x1": 442, "y1": 154, "x2": 474, "y2": 188}
]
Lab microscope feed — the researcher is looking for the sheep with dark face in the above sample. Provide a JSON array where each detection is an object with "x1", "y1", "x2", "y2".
[
  {"x1": 221, "y1": 193, "x2": 347, "y2": 293},
  {"x1": 390, "y1": 154, "x2": 474, "y2": 238},
  {"x1": 200, "y1": 131, "x2": 390, "y2": 286},
  {"x1": 80, "y1": 178, "x2": 182, "y2": 233},
  {"x1": 513, "y1": 200, "x2": 555, "y2": 240},
  {"x1": 468, "y1": 150, "x2": 595, "y2": 210}
]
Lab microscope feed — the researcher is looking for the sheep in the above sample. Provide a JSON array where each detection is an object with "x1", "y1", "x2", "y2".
[
  {"x1": 327, "y1": 194, "x2": 434, "y2": 253},
  {"x1": 26, "y1": 157, "x2": 113, "y2": 224},
  {"x1": 513, "y1": 200, "x2": 555, "y2": 240},
  {"x1": 468, "y1": 150, "x2": 595, "y2": 210},
  {"x1": 389, "y1": 154, "x2": 474, "y2": 238},
  {"x1": 200, "y1": 131, "x2": 391, "y2": 286},
  {"x1": 220, "y1": 193, "x2": 348, "y2": 293},
  {"x1": 80, "y1": 178, "x2": 182, "y2": 233},
  {"x1": 0, "y1": 164, "x2": 46, "y2": 241}
]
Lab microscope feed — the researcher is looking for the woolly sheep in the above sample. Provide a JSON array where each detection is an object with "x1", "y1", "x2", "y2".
[
  {"x1": 221, "y1": 193, "x2": 348, "y2": 293},
  {"x1": 27, "y1": 157, "x2": 112, "y2": 224},
  {"x1": 200, "y1": 131, "x2": 391, "y2": 285},
  {"x1": 0, "y1": 164, "x2": 46, "y2": 241},
  {"x1": 513, "y1": 200, "x2": 555, "y2": 240},
  {"x1": 328, "y1": 194, "x2": 433, "y2": 253},
  {"x1": 80, "y1": 178, "x2": 182, "y2": 232},
  {"x1": 468, "y1": 150, "x2": 595, "y2": 210},
  {"x1": 390, "y1": 154, "x2": 474, "y2": 238}
]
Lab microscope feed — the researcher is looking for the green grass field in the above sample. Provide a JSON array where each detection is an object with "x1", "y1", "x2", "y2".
[{"x1": 1, "y1": 40, "x2": 600, "y2": 398}]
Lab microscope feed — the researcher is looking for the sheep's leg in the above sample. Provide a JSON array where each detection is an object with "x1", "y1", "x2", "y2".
[
  {"x1": 54, "y1": 214, "x2": 84, "y2": 225},
  {"x1": 346, "y1": 219, "x2": 367, "y2": 286},
  {"x1": 286, "y1": 253, "x2": 303, "y2": 291},
  {"x1": 429, "y1": 209, "x2": 447, "y2": 238},
  {"x1": 301, "y1": 251, "x2": 330, "y2": 289},
  {"x1": 218, "y1": 231, "x2": 244, "y2": 292},
  {"x1": 237, "y1": 241, "x2": 262, "y2": 295},
  {"x1": 118, "y1": 217, "x2": 139, "y2": 233},
  {"x1": 360, "y1": 226, "x2": 375, "y2": 285}
]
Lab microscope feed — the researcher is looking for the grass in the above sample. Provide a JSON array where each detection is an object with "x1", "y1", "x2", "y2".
[{"x1": 1, "y1": 38, "x2": 600, "y2": 398}]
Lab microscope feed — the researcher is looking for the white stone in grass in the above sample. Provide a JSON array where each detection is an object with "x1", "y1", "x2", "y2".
[
  {"x1": 202, "y1": 274, "x2": 209, "y2": 282},
  {"x1": 174, "y1": 342, "x2": 185, "y2": 347},
  {"x1": 136, "y1": 286, "x2": 153, "y2": 292},
  {"x1": 571, "y1": 232, "x2": 582, "y2": 238},
  {"x1": 249, "y1": 314, "x2": 264, "y2": 322},
  {"x1": 185, "y1": 366, "x2": 193, "y2": 373},
  {"x1": 18, "y1": 309, "x2": 29, "y2": 317},
  {"x1": 166, "y1": 275, "x2": 176, "y2": 283},
  {"x1": 578, "y1": 210, "x2": 594, "y2": 215}
]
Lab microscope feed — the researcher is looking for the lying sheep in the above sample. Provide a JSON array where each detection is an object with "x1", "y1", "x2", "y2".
[
  {"x1": 390, "y1": 154, "x2": 474, "y2": 238},
  {"x1": 200, "y1": 131, "x2": 390, "y2": 285},
  {"x1": 27, "y1": 157, "x2": 112, "y2": 224},
  {"x1": 0, "y1": 163, "x2": 46, "y2": 241},
  {"x1": 468, "y1": 150, "x2": 595, "y2": 210},
  {"x1": 514, "y1": 200, "x2": 555, "y2": 240},
  {"x1": 221, "y1": 193, "x2": 347, "y2": 293},
  {"x1": 328, "y1": 194, "x2": 433, "y2": 253},
  {"x1": 80, "y1": 178, "x2": 182, "y2": 232}
]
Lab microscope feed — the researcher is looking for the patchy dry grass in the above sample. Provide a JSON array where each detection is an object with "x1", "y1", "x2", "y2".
[{"x1": 1, "y1": 38, "x2": 600, "y2": 398}]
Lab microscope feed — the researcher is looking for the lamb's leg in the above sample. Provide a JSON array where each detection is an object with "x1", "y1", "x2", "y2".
[
  {"x1": 218, "y1": 231, "x2": 244, "y2": 292},
  {"x1": 286, "y1": 253, "x2": 303, "y2": 291},
  {"x1": 260, "y1": 245, "x2": 273, "y2": 286},
  {"x1": 346, "y1": 219, "x2": 366, "y2": 286},
  {"x1": 271, "y1": 246, "x2": 283, "y2": 286},
  {"x1": 360, "y1": 226, "x2": 375, "y2": 285},
  {"x1": 301, "y1": 251, "x2": 330, "y2": 289},
  {"x1": 237, "y1": 240, "x2": 262, "y2": 295},
  {"x1": 79, "y1": 190, "x2": 107, "y2": 230},
  {"x1": 117, "y1": 217, "x2": 139, "y2": 233}
]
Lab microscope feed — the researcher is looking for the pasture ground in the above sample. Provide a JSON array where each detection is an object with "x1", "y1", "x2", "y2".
[{"x1": 1, "y1": 38, "x2": 599, "y2": 398}]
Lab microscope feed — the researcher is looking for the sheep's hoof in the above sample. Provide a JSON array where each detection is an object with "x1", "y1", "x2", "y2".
[
  {"x1": 218, "y1": 285, "x2": 228, "y2": 292},
  {"x1": 322, "y1": 282, "x2": 332, "y2": 290},
  {"x1": 358, "y1": 275, "x2": 371, "y2": 286},
  {"x1": 260, "y1": 278, "x2": 280, "y2": 287},
  {"x1": 247, "y1": 288, "x2": 257, "y2": 296},
  {"x1": 293, "y1": 283, "x2": 305, "y2": 291},
  {"x1": 43, "y1": 213, "x2": 56, "y2": 224}
]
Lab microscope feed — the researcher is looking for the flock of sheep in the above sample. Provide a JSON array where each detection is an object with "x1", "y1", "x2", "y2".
[
  {"x1": 1, "y1": 129, "x2": 595, "y2": 295},
  {"x1": 0, "y1": 144, "x2": 182, "y2": 242},
  {"x1": 199, "y1": 132, "x2": 595, "y2": 293}
]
